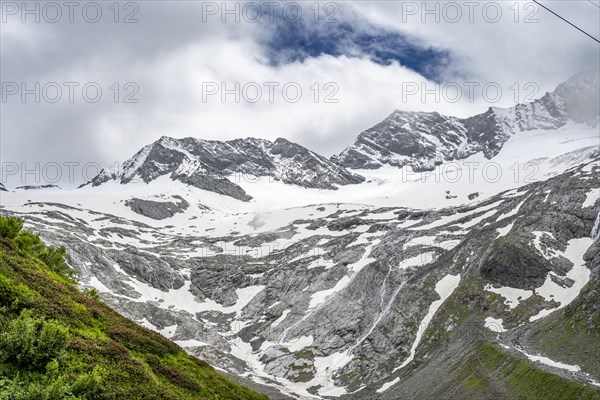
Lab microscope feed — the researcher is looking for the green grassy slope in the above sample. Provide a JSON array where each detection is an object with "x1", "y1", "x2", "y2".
[
  {"x1": 399, "y1": 274, "x2": 600, "y2": 400},
  {"x1": 453, "y1": 342, "x2": 600, "y2": 400},
  {"x1": 0, "y1": 216, "x2": 268, "y2": 400},
  {"x1": 527, "y1": 275, "x2": 600, "y2": 378}
]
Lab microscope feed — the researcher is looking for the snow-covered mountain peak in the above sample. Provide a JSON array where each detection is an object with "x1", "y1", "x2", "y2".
[
  {"x1": 337, "y1": 71, "x2": 600, "y2": 172},
  {"x1": 87, "y1": 135, "x2": 365, "y2": 201}
]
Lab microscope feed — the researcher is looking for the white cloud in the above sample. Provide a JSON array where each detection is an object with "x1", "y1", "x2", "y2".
[
  {"x1": 1, "y1": 0, "x2": 598, "y2": 183},
  {"x1": 349, "y1": 0, "x2": 599, "y2": 90}
]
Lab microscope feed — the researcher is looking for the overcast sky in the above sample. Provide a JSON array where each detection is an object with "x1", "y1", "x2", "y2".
[{"x1": 1, "y1": 0, "x2": 599, "y2": 186}]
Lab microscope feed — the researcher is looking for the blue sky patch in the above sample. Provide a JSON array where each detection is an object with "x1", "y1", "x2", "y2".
[{"x1": 260, "y1": 12, "x2": 451, "y2": 82}]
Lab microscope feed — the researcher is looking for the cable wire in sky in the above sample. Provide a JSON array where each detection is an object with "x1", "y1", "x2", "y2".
[
  {"x1": 585, "y1": 0, "x2": 600, "y2": 10},
  {"x1": 532, "y1": 0, "x2": 600, "y2": 44}
]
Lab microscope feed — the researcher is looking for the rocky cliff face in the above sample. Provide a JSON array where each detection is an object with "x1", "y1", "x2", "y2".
[
  {"x1": 88, "y1": 136, "x2": 364, "y2": 201},
  {"x1": 336, "y1": 69, "x2": 600, "y2": 172}
]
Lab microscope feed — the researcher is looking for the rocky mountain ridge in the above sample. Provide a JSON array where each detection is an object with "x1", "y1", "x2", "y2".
[
  {"x1": 87, "y1": 136, "x2": 365, "y2": 201},
  {"x1": 336, "y1": 69, "x2": 599, "y2": 172}
]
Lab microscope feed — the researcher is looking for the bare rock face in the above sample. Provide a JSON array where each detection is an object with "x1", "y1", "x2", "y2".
[
  {"x1": 87, "y1": 136, "x2": 364, "y2": 201},
  {"x1": 125, "y1": 195, "x2": 190, "y2": 220},
  {"x1": 336, "y1": 69, "x2": 599, "y2": 172},
  {"x1": 480, "y1": 235, "x2": 554, "y2": 289},
  {"x1": 15, "y1": 184, "x2": 61, "y2": 190}
]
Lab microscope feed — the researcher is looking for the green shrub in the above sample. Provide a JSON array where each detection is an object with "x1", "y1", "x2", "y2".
[
  {"x1": 146, "y1": 355, "x2": 201, "y2": 392},
  {"x1": 39, "y1": 246, "x2": 73, "y2": 278},
  {"x1": 0, "y1": 376, "x2": 27, "y2": 400},
  {"x1": 0, "y1": 217, "x2": 23, "y2": 240},
  {"x1": 82, "y1": 288, "x2": 100, "y2": 300},
  {"x1": 0, "y1": 274, "x2": 37, "y2": 310},
  {"x1": 108, "y1": 327, "x2": 179, "y2": 357},
  {"x1": 14, "y1": 231, "x2": 45, "y2": 255},
  {"x1": 0, "y1": 359, "x2": 105, "y2": 400},
  {"x1": 0, "y1": 217, "x2": 75, "y2": 282},
  {"x1": 71, "y1": 365, "x2": 107, "y2": 397},
  {"x1": 0, "y1": 309, "x2": 70, "y2": 370}
]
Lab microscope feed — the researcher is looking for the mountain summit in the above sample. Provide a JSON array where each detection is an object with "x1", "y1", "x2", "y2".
[
  {"x1": 88, "y1": 136, "x2": 364, "y2": 201},
  {"x1": 336, "y1": 69, "x2": 600, "y2": 171}
]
